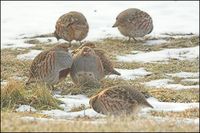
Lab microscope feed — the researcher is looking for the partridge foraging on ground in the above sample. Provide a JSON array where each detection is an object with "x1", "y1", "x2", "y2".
[
  {"x1": 26, "y1": 44, "x2": 73, "y2": 89},
  {"x1": 112, "y1": 8, "x2": 153, "y2": 42},
  {"x1": 54, "y1": 11, "x2": 89, "y2": 45},
  {"x1": 70, "y1": 46, "x2": 104, "y2": 87},
  {"x1": 72, "y1": 42, "x2": 121, "y2": 76},
  {"x1": 89, "y1": 85, "x2": 153, "y2": 115}
]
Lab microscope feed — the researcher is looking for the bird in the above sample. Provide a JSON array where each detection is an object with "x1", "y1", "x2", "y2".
[
  {"x1": 26, "y1": 44, "x2": 73, "y2": 90},
  {"x1": 54, "y1": 11, "x2": 89, "y2": 45},
  {"x1": 70, "y1": 46, "x2": 104, "y2": 87},
  {"x1": 112, "y1": 8, "x2": 153, "y2": 42},
  {"x1": 72, "y1": 41, "x2": 121, "y2": 76},
  {"x1": 89, "y1": 85, "x2": 153, "y2": 115}
]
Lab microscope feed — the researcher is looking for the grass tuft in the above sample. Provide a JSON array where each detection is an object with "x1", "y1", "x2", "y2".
[{"x1": 1, "y1": 80, "x2": 61, "y2": 110}]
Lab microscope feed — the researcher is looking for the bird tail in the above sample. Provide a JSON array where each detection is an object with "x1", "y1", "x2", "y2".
[
  {"x1": 111, "y1": 69, "x2": 121, "y2": 76},
  {"x1": 25, "y1": 78, "x2": 34, "y2": 86},
  {"x1": 146, "y1": 101, "x2": 154, "y2": 108}
]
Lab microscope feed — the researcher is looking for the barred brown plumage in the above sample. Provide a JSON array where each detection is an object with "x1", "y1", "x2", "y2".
[
  {"x1": 89, "y1": 85, "x2": 153, "y2": 115},
  {"x1": 72, "y1": 42, "x2": 121, "y2": 76},
  {"x1": 54, "y1": 11, "x2": 89, "y2": 45},
  {"x1": 70, "y1": 46, "x2": 104, "y2": 87},
  {"x1": 26, "y1": 44, "x2": 73, "y2": 89},
  {"x1": 112, "y1": 8, "x2": 153, "y2": 42}
]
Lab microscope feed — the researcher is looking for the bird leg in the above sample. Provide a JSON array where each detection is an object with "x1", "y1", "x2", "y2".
[
  {"x1": 132, "y1": 37, "x2": 137, "y2": 42},
  {"x1": 128, "y1": 37, "x2": 131, "y2": 43},
  {"x1": 79, "y1": 41, "x2": 82, "y2": 45},
  {"x1": 47, "y1": 84, "x2": 55, "y2": 92},
  {"x1": 69, "y1": 41, "x2": 72, "y2": 47}
]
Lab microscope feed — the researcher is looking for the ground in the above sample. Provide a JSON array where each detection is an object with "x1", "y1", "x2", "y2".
[{"x1": 1, "y1": 34, "x2": 199, "y2": 132}]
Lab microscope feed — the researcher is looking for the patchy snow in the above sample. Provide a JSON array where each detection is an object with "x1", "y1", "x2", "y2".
[
  {"x1": 106, "y1": 68, "x2": 152, "y2": 80},
  {"x1": 41, "y1": 108, "x2": 104, "y2": 119},
  {"x1": 38, "y1": 94, "x2": 105, "y2": 119},
  {"x1": 145, "y1": 79, "x2": 172, "y2": 87},
  {"x1": 54, "y1": 94, "x2": 90, "y2": 112},
  {"x1": 1, "y1": 39, "x2": 35, "y2": 49},
  {"x1": 20, "y1": 116, "x2": 106, "y2": 125},
  {"x1": 17, "y1": 50, "x2": 42, "y2": 60},
  {"x1": 117, "y1": 46, "x2": 199, "y2": 63},
  {"x1": 144, "y1": 79, "x2": 199, "y2": 90},
  {"x1": 144, "y1": 39, "x2": 167, "y2": 46},
  {"x1": 167, "y1": 72, "x2": 199, "y2": 78},
  {"x1": 140, "y1": 97, "x2": 199, "y2": 113},
  {"x1": 20, "y1": 116, "x2": 68, "y2": 122},
  {"x1": 1, "y1": 80, "x2": 8, "y2": 87},
  {"x1": 1, "y1": 1, "x2": 199, "y2": 49},
  {"x1": 16, "y1": 105, "x2": 37, "y2": 112},
  {"x1": 182, "y1": 78, "x2": 199, "y2": 82}
]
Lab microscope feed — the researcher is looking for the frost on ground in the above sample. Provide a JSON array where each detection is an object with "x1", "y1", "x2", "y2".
[
  {"x1": 16, "y1": 105, "x2": 37, "y2": 112},
  {"x1": 144, "y1": 79, "x2": 199, "y2": 90},
  {"x1": 17, "y1": 50, "x2": 42, "y2": 60},
  {"x1": 117, "y1": 46, "x2": 199, "y2": 63},
  {"x1": 106, "y1": 68, "x2": 152, "y2": 80}
]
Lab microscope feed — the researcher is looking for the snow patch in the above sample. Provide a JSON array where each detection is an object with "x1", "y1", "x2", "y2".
[
  {"x1": 117, "y1": 46, "x2": 199, "y2": 63},
  {"x1": 41, "y1": 109, "x2": 104, "y2": 119},
  {"x1": 167, "y1": 72, "x2": 199, "y2": 78},
  {"x1": 106, "y1": 68, "x2": 152, "y2": 80},
  {"x1": 1, "y1": 39, "x2": 35, "y2": 49},
  {"x1": 1, "y1": 1, "x2": 199, "y2": 49},
  {"x1": 1, "y1": 80, "x2": 8, "y2": 87},
  {"x1": 145, "y1": 79, "x2": 199, "y2": 90},
  {"x1": 182, "y1": 78, "x2": 199, "y2": 82},
  {"x1": 54, "y1": 94, "x2": 90, "y2": 112},
  {"x1": 16, "y1": 105, "x2": 37, "y2": 112},
  {"x1": 144, "y1": 39, "x2": 167, "y2": 46},
  {"x1": 17, "y1": 50, "x2": 42, "y2": 60},
  {"x1": 141, "y1": 97, "x2": 199, "y2": 112}
]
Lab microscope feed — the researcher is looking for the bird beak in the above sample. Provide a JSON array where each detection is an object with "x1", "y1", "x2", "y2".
[{"x1": 112, "y1": 21, "x2": 118, "y2": 28}]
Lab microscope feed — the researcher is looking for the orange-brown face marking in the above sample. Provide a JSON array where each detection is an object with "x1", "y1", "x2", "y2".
[{"x1": 81, "y1": 47, "x2": 94, "y2": 56}]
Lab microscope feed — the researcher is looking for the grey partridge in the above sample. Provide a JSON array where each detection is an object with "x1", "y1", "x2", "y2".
[
  {"x1": 72, "y1": 42, "x2": 121, "y2": 76},
  {"x1": 89, "y1": 85, "x2": 153, "y2": 115},
  {"x1": 113, "y1": 8, "x2": 153, "y2": 42},
  {"x1": 54, "y1": 11, "x2": 89, "y2": 45},
  {"x1": 70, "y1": 46, "x2": 104, "y2": 87},
  {"x1": 26, "y1": 44, "x2": 73, "y2": 89}
]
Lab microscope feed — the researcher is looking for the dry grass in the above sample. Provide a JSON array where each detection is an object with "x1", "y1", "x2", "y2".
[
  {"x1": 147, "y1": 88, "x2": 199, "y2": 102},
  {"x1": 1, "y1": 34, "x2": 199, "y2": 132},
  {"x1": 150, "y1": 108, "x2": 199, "y2": 118},
  {"x1": 1, "y1": 80, "x2": 61, "y2": 110},
  {"x1": 1, "y1": 112, "x2": 199, "y2": 132}
]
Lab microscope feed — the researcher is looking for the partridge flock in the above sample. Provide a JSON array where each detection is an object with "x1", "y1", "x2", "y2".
[{"x1": 27, "y1": 8, "x2": 153, "y2": 115}]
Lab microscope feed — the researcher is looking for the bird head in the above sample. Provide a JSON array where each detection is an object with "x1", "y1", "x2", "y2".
[
  {"x1": 54, "y1": 44, "x2": 71, "y2": 52},
  {"x1": 112, "y1": 16, "x2": 120, "y2": 27},
  {"x1": 54, "y1": 31, "x2": 60, "y2": 41},
  {"x1": 81, "y1": 46, "x2": 95, "y2": 56},
  {"x1": 81, "y1": 41, "x2": 96, "y2": 48}
]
